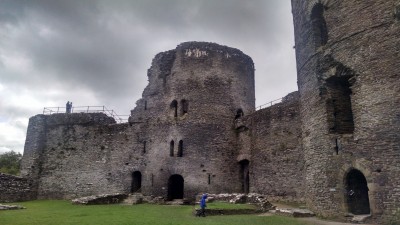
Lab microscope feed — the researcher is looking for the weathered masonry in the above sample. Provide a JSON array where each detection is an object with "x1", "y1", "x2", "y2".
[
  {"x1": 20, "y1": 42, "x2": 258, "y2": 201},
  {"x1": 291, "y1": 0, "x2": 400, "y2": 222},
  {"x1": 4, "y1": 0, "x2": 398, "y2": 224}
]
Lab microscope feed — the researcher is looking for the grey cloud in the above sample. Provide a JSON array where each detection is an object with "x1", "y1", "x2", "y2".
[{"x1": 0, "y1": 0, "x2": 297, "y2": 153}]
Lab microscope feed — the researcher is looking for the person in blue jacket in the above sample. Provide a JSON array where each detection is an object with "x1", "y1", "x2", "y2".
[{"x1": 198, "y1": 193, "x2": 208, "y2": 217}]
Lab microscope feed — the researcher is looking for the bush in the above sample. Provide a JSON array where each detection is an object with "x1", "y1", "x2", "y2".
[{"x1": 0, "y1": 150, "x2": 22, "y2": 175}]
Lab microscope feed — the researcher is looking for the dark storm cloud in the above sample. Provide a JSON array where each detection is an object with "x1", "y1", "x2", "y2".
[
  {"x1": 0, "y1": 0, "x2": 297, "y2": 153},
  {"x1": 2, "y1": 0, "x2": 295, "y2": 100}
]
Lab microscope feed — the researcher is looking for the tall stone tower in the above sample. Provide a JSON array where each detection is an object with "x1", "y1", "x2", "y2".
[
  {"x1": 292, "y1": 0, "x2": 400, "y2": 221},
  {"x1": 129, "y1": 42, "x2": 255, "y2": 199}
]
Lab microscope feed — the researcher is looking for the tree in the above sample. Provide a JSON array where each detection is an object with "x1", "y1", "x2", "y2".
[{"x1": 0, "y1": 150, "x2": 22, "y2": 175}]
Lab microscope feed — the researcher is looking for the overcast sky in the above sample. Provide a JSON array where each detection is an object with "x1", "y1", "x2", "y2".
[{"x1": 0, "y1": 0, "x2": 297, "y2": 154}]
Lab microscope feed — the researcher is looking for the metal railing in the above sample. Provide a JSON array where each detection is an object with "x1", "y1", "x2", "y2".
[
  {"x1": 42, "y1": 106, "x2": 129, "y2": 123},
  {"x1": 256, "y1": 97, "x2": 283, "y2": 110}
]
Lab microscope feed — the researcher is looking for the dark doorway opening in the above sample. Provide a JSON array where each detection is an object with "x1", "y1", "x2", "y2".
[
  {"x1": 345, "y1": 169, "x2": 370, "y2": 215},
  {"x1": 168, "y1": 174, "x2": 184, "y2": 200},
  {"x1": 131, "y1": 171, "x2": 142, "y2": 193},
  {"x1": 239, "y1": 160, "x2": 250, "y2": 194}
]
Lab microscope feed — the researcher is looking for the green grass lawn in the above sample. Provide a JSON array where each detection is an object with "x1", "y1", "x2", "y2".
[{"x1": 0, "y1": 200, "x2": 308, "y2": 225}]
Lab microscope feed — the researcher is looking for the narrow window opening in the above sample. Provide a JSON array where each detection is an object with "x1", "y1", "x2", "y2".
[
  {"x1": 311, "y1": 3, "x2": 328, "y2": 48},
  {"x1": 334, "y1": 138, "x2": 339, "y2": 155},
  {"x1": 144, "y1": 101, "x2": 147, "y2": 110},
  {"x1": 143, "y1": 141, "x2": 147, "y2": 153},
  {"x1": 170, "y1": 140, "x2": 174, "y2": 157},
  {"x1": 181, "y1": 99, "x2": 188, "y2": 115},
  {"x1": 170, "y1": 100, "x2": 178, "y2": 117},
  {"x1": 326, "y1": 76, "x2": 354, "y2": 134},
  {"x1": 208, "y1": 174, "x2": 211, "y2": 185},
  {"x1": 177, "y1": 140, "x2": 183, "y2": 157},
  {"x1": 235, "y1": 108, "x2": 244, "y2": 119}
]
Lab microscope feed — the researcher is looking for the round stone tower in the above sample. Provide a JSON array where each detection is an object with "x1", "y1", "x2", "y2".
[
  {"x1": 292, "y1": 0, "x2": 400, "y2": 222},
  {"x1": 129, "y1": 42, "x2": 255, "y2": 200}
]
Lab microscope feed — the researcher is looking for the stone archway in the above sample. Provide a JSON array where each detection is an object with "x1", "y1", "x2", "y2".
[
  {"x1": 345, "y1": 169, "x2": 370, "y2": 214},
  {"x1": 168, "y1": 174, "x2": 184, "y2": 200},
  {"x1": 131, "y1": 171, "x2": 142, "y2": 193}
]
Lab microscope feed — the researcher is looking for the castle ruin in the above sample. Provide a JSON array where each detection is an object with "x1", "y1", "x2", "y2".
[{"x1": 1, "y1": 0, "x2": 399, "y2": 223}]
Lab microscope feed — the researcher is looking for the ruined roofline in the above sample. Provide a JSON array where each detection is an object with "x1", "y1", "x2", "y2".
[
  {"x1": 151, "y1": 41, "x2": 254, "y2": 69},
  {"x1": 178, "y1": 41, "x2": 253, "y2": 60}
]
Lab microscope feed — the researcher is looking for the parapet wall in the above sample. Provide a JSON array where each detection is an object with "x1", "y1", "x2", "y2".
[
  {"x1": 0, "y1": 173, "x2": 36, "y2": 202},
  {"x1": 20, "y1": 113, "x2": 134, "y2": 199}
]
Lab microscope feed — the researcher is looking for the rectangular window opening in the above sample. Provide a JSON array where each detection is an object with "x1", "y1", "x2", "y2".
[{"x1": 326, "y1": 76, "x2": 354, "y2": 134}]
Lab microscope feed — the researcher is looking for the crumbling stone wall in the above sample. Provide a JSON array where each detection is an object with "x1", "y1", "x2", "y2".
[
  {"x1": 19, "y1": 113, "x2": 142, "y2": 199},
  {"x1": 129, "y1": 42, "x2": 256, "y2": 199},
  {"x1": 243, "y1": 92, "x2": 304, "y2": 202},
  {"x1": 0, "y1": 173, "x2": 36, "y2": 202},
  {"x1": 21, "y1": 42, "x2": 256, "y2": 201},
  {"x1": 292, "y1": 0, "x2": 400, "y2": 222}
]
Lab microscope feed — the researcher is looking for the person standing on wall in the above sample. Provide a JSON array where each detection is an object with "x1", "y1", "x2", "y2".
[
  {"x1": 66, "y1": 101, "x2": 73, "y2": 113},
  {"x1": 66, "y1": 101, "x2": 70, "y2": 113}
]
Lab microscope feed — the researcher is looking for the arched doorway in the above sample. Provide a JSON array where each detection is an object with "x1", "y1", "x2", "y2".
[
  {"x1": 345, "y1": 169, "x2": 370, "y2": 214},
  {"x1": 168, "y1": 174, "x2": 184, "y2": 200},
  {"x1": 239, "y1": 160, "x2": 250, "y2": 194},
  {"x1": 131, "y1": 171, "x2": 142, "y2": 193}
]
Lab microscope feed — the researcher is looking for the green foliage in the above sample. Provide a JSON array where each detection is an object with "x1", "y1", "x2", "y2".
[
  {"x1": 0, "y1": 200, "x2": 309, "y2": 225},
  {"x1": 0, "y1": 150, "x2": 22, "y2": 175}
]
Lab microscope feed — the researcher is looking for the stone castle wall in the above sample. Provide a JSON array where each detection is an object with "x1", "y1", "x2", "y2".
[
  {"x1": 16, "y1": 2, "x2": 400, "y2": 221},
  {"x1": 129, "y1": 42, "x2": 256, "y2": 199},
  {"x1": 0, "y1": 173, "x2": 36, "y2": 202},
  {"x1": 20, "y1": 113, "x2": 142, "y2": 199},
  {"x1": 19, "y1": 42, "x2": 305, "y2": 203},
  {"x1": 247, "y1": 92, "x2": 305, "y2": 202},
  {"x1": 20, "y1": 42, "x2": 260, "y2": 201},
  {"x1": 292, "y1": 0, "x2": 400, "y2": 222}
]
